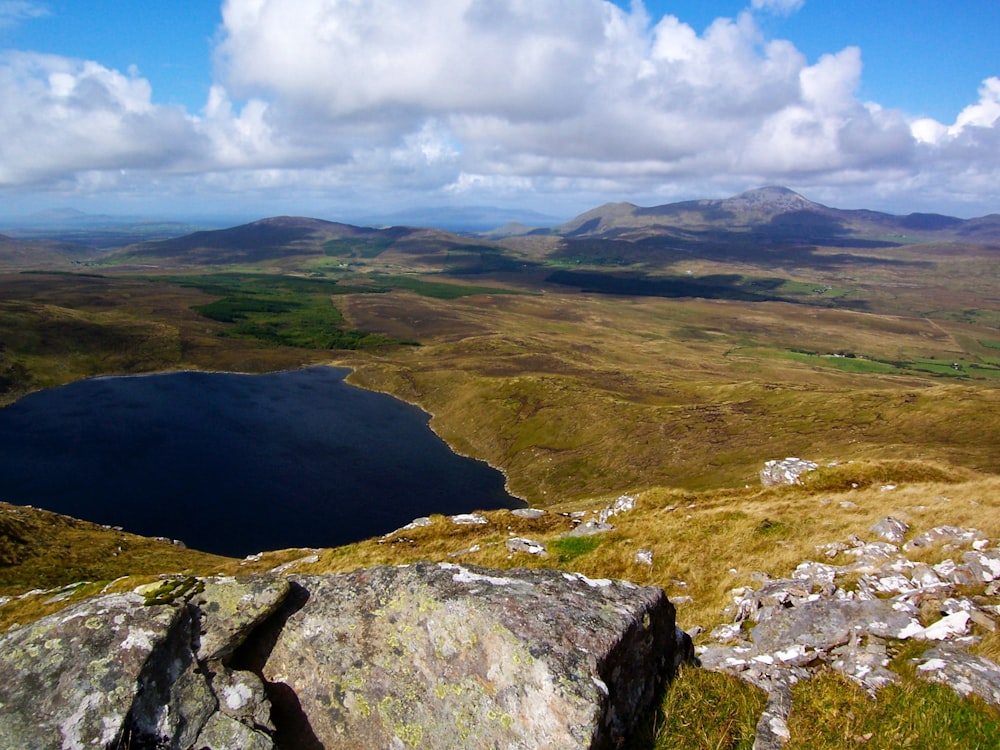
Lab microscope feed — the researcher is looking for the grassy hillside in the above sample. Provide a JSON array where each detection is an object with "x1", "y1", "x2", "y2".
[{"x1": 1, "y1": 199, "x2": 1000, "y2": 748}]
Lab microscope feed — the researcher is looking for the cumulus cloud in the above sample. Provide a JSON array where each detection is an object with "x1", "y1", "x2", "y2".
[
  {"x1": 0, "y1": 52, "x2": 204, "y2": 186},
  {"x1": 212, "y1": 1, "x2": 924, "y2": 188},
  {"x1": 1, "y1": 0, "x2": 999, "y2": 217}
]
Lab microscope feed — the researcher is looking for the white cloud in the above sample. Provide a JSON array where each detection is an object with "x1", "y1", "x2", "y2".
[
  {"x1": 211, "y1": 1, "x2": 925, "y2": 189},
  {"x1": 1, "y1": 0, "x2": 999, "y2": 218},
  {"x1": 750, "y1": 0, "x2": 805, "y2": 15},
  {"x1": 952, "y1": 76, "x2": 1000, "y2": 132},
  {"x1": 0, "y1": 52, "x2": 202, "y2": 185},
  {"x1": 0, "y1": 1, "x2": 48, "y2": 28}
]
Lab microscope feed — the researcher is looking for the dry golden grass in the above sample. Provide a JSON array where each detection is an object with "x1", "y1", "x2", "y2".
[
  {"x1": 223, "y1": 465, "x2": 1000, "y2": 636},
  {"x1": 336, "y1": 287, "x2": 1000, "y2": 504}
]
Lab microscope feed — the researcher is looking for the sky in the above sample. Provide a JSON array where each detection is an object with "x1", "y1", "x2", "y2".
[{"x1": 0, "y1": 0, "x2": 998, "y2": 224}]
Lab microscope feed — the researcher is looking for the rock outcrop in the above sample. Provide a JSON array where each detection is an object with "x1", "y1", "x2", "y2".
[
  {"x1": 0, "y1": 564, "x2": 680, "y2": 750},
  {"x1": 697, "y1": 523, "x2": 1000, "y2": 748},
  {"x1": 759, "y1": 458, "x2": 819, "y2": 486}
]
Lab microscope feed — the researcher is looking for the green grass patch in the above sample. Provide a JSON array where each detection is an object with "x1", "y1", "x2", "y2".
[
  {"x1": 780, "y1": 350, "x2": 902, "y2": 375},
  {"x1": 549, "y1": 535, "x2": 603, "y2": 563},
  {"x1": 156, "y1": 273, "x2": 405, "y2": 350}
]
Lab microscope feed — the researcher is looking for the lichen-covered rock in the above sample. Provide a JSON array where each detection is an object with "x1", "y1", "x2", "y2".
[
  {"x1": 0, "y1": 582, "x2": 281, "y2": 750},
  {"x1": 191, "y1": 575, "x2": 291, "y2": 661},
  {"x1": 0, "y1": 592, "x2": 184, "y2": 749},
  {"x1": 262, "y1": 563, "x2": 675, "y2": 750},
  {"x1": 195, "y1": 713, "x2": 274, "y2": 750}
]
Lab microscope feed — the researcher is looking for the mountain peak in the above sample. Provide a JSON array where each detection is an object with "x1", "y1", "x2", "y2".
[{"x1": 724, "y1": 186, "x2": 818, "y2": 212}]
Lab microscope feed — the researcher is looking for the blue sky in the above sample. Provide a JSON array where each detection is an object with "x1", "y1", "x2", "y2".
[{"x1": 1, "y1": 0, "x2": 998, "y2": 222}]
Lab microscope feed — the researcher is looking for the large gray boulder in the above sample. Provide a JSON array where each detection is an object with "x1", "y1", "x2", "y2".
[
  {"x1": 0, "y1": 575, "x2": 290, "y2": 750},
  {"x1": 0, "y1": 591, "x2": 185, "y2": 749},
  {"x1": 262, "y1": 563, "x2": 676, "y2": 749},
  {"x1": 0, "y1": 565, "x2": 677, "y2": 750}
]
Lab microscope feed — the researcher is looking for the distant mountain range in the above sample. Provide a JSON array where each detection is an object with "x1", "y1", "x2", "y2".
[
  {"x1": 526, "y1": 186, "x2": 1000, "y2": 245},
  {"x1": 5, "y1": 187, "x2": 998, "y2": 271}
]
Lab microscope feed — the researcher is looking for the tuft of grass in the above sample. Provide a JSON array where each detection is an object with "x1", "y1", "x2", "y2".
[
  {"x1": 549, "y1": 535, "x2": 604, "y2": 563},
  {"x1": 640, "y1": 667, "x2": 763, "y2": 750},
  {"x1": 800, "y1": 460, "x2": 975, "y2": 493}
]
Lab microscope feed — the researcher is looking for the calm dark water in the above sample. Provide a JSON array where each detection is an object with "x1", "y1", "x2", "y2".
[{"x1": 0, "y1": 367, "x2": 522, "y2": 557}]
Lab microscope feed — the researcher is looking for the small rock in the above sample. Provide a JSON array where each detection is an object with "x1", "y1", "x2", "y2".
[
  {"x1": 505, "y1": 537, "x2": 547, "y2": 556},
  {"x1": 384, "y1": 516, "x2": 433, "y2": 537},
  {"x1": 563, "y1": 520, "x2": 614, "y2": 537},
  {"x1": 449, "y1": 513, "x2": 489, "y2": 525},
  {"x1": 916, "y1": 644, "x2": 1000, "y2": 705},
  {"x1": 962, "y1": 550, "x2": 1000, "y2": 583},
  {"x1": 710, "y1": 623, "x2": 746, "y2": 643},
  {"x1": 510, "y1": 508, "x2": 546, "y2": 519},
  {"x1": 635, "y1": 549, "x2": 654, "y2": 566},
  {"x1": 904, "y1": 526, "x2": 986, "y2": 552},
  {"x1": 869, "y1": 516, "x2": 909, "y2": 544},
  {"x1": 922, "y1": 611, "x2": 971, "y2": 641}
]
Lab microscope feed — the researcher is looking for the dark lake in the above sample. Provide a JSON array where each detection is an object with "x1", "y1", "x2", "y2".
[{"x1": 0, "y1": 366, "x2": 522, "y2": 557}]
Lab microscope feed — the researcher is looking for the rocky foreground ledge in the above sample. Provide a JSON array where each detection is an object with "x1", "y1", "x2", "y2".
[{"x1": 0, "y1": 562, "x2": 681, "y2": 750}]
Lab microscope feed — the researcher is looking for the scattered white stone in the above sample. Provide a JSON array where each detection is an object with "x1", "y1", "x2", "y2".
[
  {"x1": 710, "y1": 623, "x2": 745, "y2": 643},
  {"x1": 598, "y1": 494, "x2": 636, "y2": 524},
  {"x1": 839, "y1": 501, "x2": 858, "y2": 510},
  {"x1": 563, "y1": 572, "x2": 617, "y2": 588},
  {"x1": 879, "y1": 484, "x2": 897, "y2": 492},
  {"x1": 917, "y1": 658, "x2": 949, "y2": 673},
  {"x1": 760, "y1": 458, "x2": 819, "y2": 486},
  {"x1": 442, "y1": 564, "x2": 519, "y2": 587},
  {"x1": 922, "y1": 612, "x2": 971, "y2": 641},
  {"x1": 634, "y1": 549, "x2": 654, "y2": 567},
  {"x1": 904, "y1": 526, "x2": 986, "y2": 552},
  {"x1": 449, "y1": 513, "x2": 489, "y2": 525},
  {"x1": 382, "y1": 516, "x2": 433, "y2": 538},
  {"x1": 963, "y1": 551, "x2": 1000, "y2": 582},
  {"x1": 908, "y1": 564, "x2": 944, "y2": 590},
  {"x1": 269, "y1": 555, "x2": 320, "y2": 574}
]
